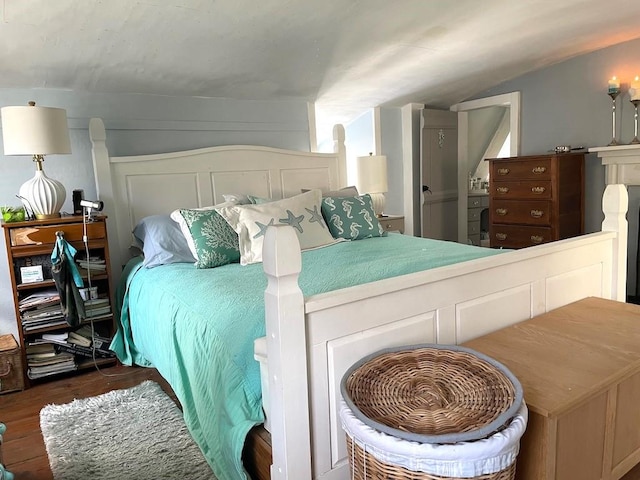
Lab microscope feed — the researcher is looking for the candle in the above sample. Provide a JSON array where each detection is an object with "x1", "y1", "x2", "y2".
[
  {"x1": 608, "y1": 76, "x2": 621, "y2": 94},
  {"x1": 631, "y1": 76, "x2": 640, "y2": 101}
]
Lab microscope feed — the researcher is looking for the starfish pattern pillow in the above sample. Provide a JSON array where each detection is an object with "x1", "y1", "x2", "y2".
[
  {"x1": 321, "y1": 194, "x2": 387, "y2": 240},
  {"x1": 217, "y1": 189, "x2": 338, "y2": 265}
]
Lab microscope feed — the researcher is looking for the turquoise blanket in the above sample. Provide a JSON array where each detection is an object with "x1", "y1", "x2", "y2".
[{"x1": 111, "y1": 234, "x2": 503, "y2": 480}]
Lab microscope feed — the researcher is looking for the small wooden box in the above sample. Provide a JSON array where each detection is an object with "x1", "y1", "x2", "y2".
[{"x1": 0, "y1": 335, "x2": 24, "y2": 394}]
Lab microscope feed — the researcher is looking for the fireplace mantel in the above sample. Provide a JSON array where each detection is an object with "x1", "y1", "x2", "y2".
[{"x1": 589, "y1": 145, "x2": 640, "y2": 185}]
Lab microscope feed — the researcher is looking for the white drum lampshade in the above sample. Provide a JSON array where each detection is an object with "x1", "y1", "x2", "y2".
[
  {"x1": 1, "y1": 102, "x2": 71, "y2": 219},
  {"x1": 356, "y1": 153, "x2": 388, "y2": 216}
]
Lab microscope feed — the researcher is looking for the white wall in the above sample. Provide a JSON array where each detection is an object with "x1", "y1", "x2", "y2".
[{"x1": 0, "y1": 89, "x2": 311, "y2": 341}]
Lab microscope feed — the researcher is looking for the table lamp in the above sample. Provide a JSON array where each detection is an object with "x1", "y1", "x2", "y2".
[
  {"x1": 1, "y1": 101, "x2": 71, "y2": 219},
  {"x1": 356, "y1": 152, "x2": 388, "y2": 216}
]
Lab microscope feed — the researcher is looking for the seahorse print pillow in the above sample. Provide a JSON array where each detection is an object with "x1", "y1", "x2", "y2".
[{"x1": 321, "y1": 194, "x2": 387, "y2": 240}]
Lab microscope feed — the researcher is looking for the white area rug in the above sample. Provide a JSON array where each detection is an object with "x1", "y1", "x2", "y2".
[{"x1": 40, "y1": 380, "x2": 216, "y2": 480}]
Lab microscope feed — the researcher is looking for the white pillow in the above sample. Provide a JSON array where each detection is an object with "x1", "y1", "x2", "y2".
[
  {"x1": 170, "y1": 201, "x2": 236, "y2": 259},
  {"x1": 218, "y1": 189, "x2": 338, "y2": 265}
]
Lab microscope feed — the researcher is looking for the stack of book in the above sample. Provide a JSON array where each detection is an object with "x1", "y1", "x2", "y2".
[
  {"x1": 83, "y1": 296, "x2": 111, "y2": 319},
  {"x1": 75, "y1": 255, "x2": 107, "y2": 277},
  {"x1": 19, "y1": 289, "x2": 66, "y2": 332},
  {"x1": 26, "y1": 341, "x2": 76, "y2": 379},
  {"x1": 30, "y1": 327, "x2": 115, "y2": 362}
]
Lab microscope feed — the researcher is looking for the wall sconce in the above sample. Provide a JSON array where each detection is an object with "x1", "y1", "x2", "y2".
[
  {"x1": 356, "y1": 152, "x2": 388, "y2": 217},
  {"x1": 1, "y1": 101, "x2": 71, "y2": 219}
]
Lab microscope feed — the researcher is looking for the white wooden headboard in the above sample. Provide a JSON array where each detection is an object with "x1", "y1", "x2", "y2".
[{"x1": 88, "y1": 118, "x2": 347, "y2": 280}]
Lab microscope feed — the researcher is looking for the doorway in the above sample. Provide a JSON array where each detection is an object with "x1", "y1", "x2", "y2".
[{"x1": 450, "y1": 92, "x2": 521, "y2": 244}]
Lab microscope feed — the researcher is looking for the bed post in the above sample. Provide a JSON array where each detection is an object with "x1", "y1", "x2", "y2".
[
  {"x1": 89, "y1": 118, "x2": 122, "y2": 283},
  {"x1": 333, "y1": 124, "x2": 347, "y2": 188},
  {"x1": 262, "y1": 225, "x2": 311, "y2": 479},
  {"x1": 601, "y1": 183, "x2": 628, "y2": 302}
]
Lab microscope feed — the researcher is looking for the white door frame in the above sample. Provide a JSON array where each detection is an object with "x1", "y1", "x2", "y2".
[{"x1": 450, "y1": 92, "x2": 521, "y2": 244}]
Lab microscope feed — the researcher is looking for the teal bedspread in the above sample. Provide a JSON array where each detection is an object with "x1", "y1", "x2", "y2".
[{"x1": 111, "y1": 234, "x2": 503, "y2": 480}]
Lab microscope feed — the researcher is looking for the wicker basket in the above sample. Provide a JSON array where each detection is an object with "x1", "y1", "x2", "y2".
[
  {"x1": 0, "y1": 335, "x2": 24, "y2": 394},
  {"x1": 340, "y1": 344, "x2": 526, "y2": 479}
]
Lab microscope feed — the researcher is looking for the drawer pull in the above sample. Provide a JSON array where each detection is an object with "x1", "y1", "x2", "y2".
[
  {"x1": 530, "y1": 235, "x2": 544, "y2": 244},
  {"x1": 531, "y1": 186, "x2": 546, "y2": 194},
  {"x1": 496, "y1": 208, "x2": 508, "y2": 216},
  {"x1": 530, "y1": 209, "x2": 544, "y2": 218},
  {"x1": 532, "y1": 166, "x2": 546, "y2": 174},
  {"x1": 495, "y1": 233, "x2": 507, "y2": 241},
  {"x1": 497, "y1": 168, "x2": 510, "y2": 175},
  {"x1": 496, "y1": 187, "x2": 509, "y2": 194}
]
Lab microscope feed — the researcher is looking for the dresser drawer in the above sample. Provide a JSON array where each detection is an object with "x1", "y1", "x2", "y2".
[
  {"x1": 490, "y1": 224, "x2": 554, "y2": 248},
  {"x1": 491, "y1": 158, "x2": 552, "y2": 180},
  {"x1": 468, "y1": 220, "x2": 481, "y2": 235},
  {"x1": 468, "y1": 195, "x2": 489, "y2": 208},
  {"x1": 9, "y1": 220, "x2": 106, "y2": 247},
  {"x1": 490, "y1": 180, "x2": 552, "y2": 200},
  {"x1": 468, "y1": 207, "x2": 484, "y2": 222},
  {"x1": 491, "y1": 200, "x2": 552, "y2": 226}
]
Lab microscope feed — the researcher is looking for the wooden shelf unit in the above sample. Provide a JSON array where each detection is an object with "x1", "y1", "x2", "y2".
[{"x1": 2, "y1": 215, "x2": 117, "y2": 387}]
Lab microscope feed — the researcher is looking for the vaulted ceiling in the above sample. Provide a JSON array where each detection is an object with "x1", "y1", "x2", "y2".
[{"x1": 3, "y1": 0, "x2": 640, "y2": 130}]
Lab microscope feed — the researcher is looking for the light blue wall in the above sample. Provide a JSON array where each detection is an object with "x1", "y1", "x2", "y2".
[
  {"x1": 373, "y1": 37, "x2": 640, "y2": 295},
  {"x1": 380, "y1": 107, "x2": 403, "y2": 215},
  {"x1": 344, "y1": 109, "x2": 375, "y2": 186},
  {"x1": 468, "y1": 36, "x2": 640, "y2": 296},
  {"x1": 0, "y1": 89, "x2": 311, "y2": 340}
]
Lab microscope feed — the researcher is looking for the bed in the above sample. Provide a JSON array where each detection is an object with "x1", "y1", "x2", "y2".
[{"x1": 89, "y1": 117, "x2": 631, "y2": 480}]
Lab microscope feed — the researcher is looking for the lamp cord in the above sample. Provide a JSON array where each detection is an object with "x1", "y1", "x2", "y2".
[{"x1": 81, "y1": 209, "x2": 127, "y2": 377}]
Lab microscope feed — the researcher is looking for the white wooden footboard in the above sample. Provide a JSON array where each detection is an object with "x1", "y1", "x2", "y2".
[{"x1": 261, "y1": 184, "x2": 628, "y2": 480}]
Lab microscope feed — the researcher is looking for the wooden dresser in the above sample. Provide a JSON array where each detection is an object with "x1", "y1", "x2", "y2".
[
  {"x1": 464, "y1": 297, "x2": 640, "y2": 480},
  {"x1": 487, "y1": 153, "x2": 584, "y2": 248}
]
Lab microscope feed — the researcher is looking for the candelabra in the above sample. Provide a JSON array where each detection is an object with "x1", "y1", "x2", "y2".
[
  {"x1": 632, "y1": 99, "x2": 640, "y2": 145},
  {"x1": 608, "y1": 89, "x2": 620, "y2": 146}
]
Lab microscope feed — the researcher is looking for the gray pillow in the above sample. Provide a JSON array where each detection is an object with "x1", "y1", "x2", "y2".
[{"x1": 133, "y1": 215, "x2": 196, "y2": 268}]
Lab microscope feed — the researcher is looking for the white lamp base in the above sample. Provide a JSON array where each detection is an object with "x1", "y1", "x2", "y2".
[
  {"x1": 369, "y1": 192, "x2": 386, "y2": 217},
  {"x1": 19, "y1": 169, "x2": 66, "y2": 219}
]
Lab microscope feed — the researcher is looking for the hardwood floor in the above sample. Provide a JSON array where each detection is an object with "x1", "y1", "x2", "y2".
[
  {"x1": 0, "y1": 364, "x2": 176, "y2": 479},
  {"x1": 2, "y1": 363, "x2": 640, "y2": 480}
]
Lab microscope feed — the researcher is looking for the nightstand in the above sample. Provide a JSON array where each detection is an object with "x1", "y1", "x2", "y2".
[{"x1": 378, "y1": 215, "x2": 404, "y2": 233}]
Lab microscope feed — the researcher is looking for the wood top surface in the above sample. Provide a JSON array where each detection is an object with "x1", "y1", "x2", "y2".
[{"x1": 463, "y1": 297, "x2": 640, "y2": 418}]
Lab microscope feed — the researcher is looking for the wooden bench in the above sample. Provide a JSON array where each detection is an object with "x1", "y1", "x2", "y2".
[{"x1": 464, "y1": 297, "x2": 640, "y2": 480}]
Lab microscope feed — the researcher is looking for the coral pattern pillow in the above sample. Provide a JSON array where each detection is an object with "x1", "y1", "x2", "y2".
[
  {"x1": 170, "y1": 201, "x2": 236, "y2": 258},
  {"x1": 321, "y1": 194, "x2": 386, "y2": 240},
  {"x1": 176, "y1": 208, "x2": 240, "y2": 269},
  {"x1": 218, "y1": 189, "x2": 338, "y2": 265}
]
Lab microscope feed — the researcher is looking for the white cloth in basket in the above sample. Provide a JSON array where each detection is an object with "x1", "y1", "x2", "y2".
[{"x1": 340, "y1": 400, "x2": 528, "y2": 477}]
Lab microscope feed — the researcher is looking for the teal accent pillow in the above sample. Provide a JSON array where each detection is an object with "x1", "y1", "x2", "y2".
[
  {"x1": 179, "y1": 208, "x2": 240, "y2": 268},
  {"x1": 321, "y1": 194, "x2": 387, "y2": 240}
]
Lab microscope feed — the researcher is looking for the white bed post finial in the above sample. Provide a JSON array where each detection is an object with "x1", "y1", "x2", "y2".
[
  {"x1": 89, "y1": 118, "x2": 121, "y2": 285},
  {"x1": 262, "y1": 225, "x2": 311, "y2": 480},
  {"x1": 333, "y1": 124, "x2": 347, "y2": 187},
  {"x1": 601, "y1": 184, "x2": 628, "y2": 301}
]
